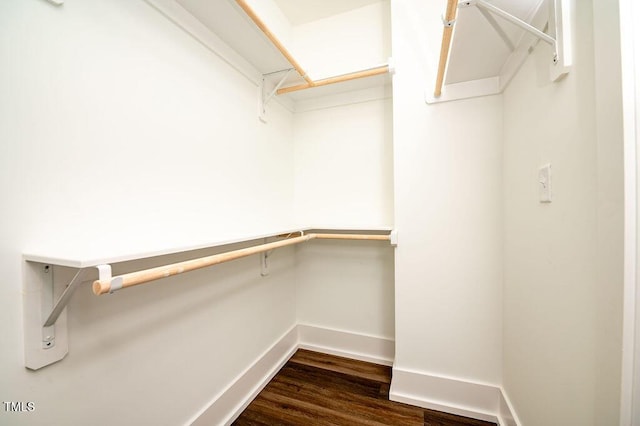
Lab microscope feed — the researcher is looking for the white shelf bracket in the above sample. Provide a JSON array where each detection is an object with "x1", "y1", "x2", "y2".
[
  {"x1": 258, "y1": 68, "x2": 293, "y2": 122},
  {"x1": 23, "y1": 263, "x2": 111, "y2": 370},
  {"x1": 472, "y1": 0, "x2": 570, "y2": 81},
  {"x1": 474, "y1": 0, "x2": 555, "y2": 46},
  {"x1": 264, "y1": 69, "x2": 293, "y2": 106},
  {"x1": 43, "y1": 268, "x2": 89, "y2": 328}
]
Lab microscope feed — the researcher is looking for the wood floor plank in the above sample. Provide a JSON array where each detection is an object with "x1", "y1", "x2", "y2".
[
  {"x1": 423, "y1": 409, "x2": 497, "y2": 426},
  {"x1": 244, "y1": 393, "x2": 342, "y2": 426},
  {"x1": 257, "y1": 390, "x2": 418, "y2": 426},
  {"x1": 275, "y1": 363, "x2": 383, "y2": 400},
  {"x1": 234, "y1": 405, "x2": 297, "y2": 426},
  {"x1": 233, "y1": 350, "x2": 497, "y2": 426},
  {"x1": 267, "y1": 366, "x2": 424, "y2": 425},
  {"x1": 289, "y1": 349, "x2": 391, "y2": 383}
]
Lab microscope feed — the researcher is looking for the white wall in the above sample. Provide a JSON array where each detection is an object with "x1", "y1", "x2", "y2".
[
  {"x1": 295, "y1": 239, "x2": 395, "y2": 339},
  {"x1": 0, "y1": 0, "x2": 296, "y2": 424},
  {"x1": 619, "y1": 0, "x2": 640, "y2": 423},
  {"x1": 288, "y1": 0, "x2": 395, "y2": 362},
  {"x1": 593, "y1": 0, "x2": 625, "y2": 423},
  {"x1": 293, "y1": 89, "x2": 395, "y2": 342},
  {"x1": 634, "y1": 8, "x2": 640, "y2": 419},
  {"x1": 291, "y1": 1, "x2": 391, "y2": 79},
  {"x1": 293, "y1": 93, "x2": 394, "y2": 227},
  {"x1": 633, "y1": 9, "x2": 640, "y2": 421},
  {"x1": 502, "y1": 0, "x2": 624, "y2": 424},
  {"x1": 390, "y1": 0, "x2": 503, "y2": 392},
  {"x1": 5, "y1": 1, "x2": 628, "y2": 425}
]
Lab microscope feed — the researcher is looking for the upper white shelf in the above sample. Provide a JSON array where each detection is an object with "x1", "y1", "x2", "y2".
[
  {"x1": 428, "y1": 0, "x2": 571, "y2": 104},
  {"x1": 148, "y1": 0, "x2": 392, "y2": 102},
  {"x1": 23, "y1": 225, "x2": 393, "y2": 268}
]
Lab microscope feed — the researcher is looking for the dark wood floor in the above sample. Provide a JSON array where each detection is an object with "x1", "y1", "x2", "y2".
[{"x1": 233, "y1": 349, "x2": 497, "y2": 426}]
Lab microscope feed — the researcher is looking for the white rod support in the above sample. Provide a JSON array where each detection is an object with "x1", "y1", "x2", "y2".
[
  {"x1": 441, "y1": 14, "x2": 456, "y2": 27},
  {"x1": 390, "y1": 230, "x2": 398, "y2": 247},
  {"x1": 95, "y1": 264, "x2": 124, "y2": 294},
  {"x1": 476, "y1": 0, "x2": 556, "y2": 47},
  {"x1": 24, "y1": 263, "x2": 70, "y2": 369},
  {"x1": 96, "y1": 264, "x2": 112, "y2": 287}
]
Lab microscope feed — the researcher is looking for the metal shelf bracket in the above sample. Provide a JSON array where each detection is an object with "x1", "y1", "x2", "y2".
[
  {"x1": 23, "y1": 263, "x2": 112, "y2": 370},
  {"x1": 258, "y1": 68, "x2": 293, "y2": 122},
  {"x1": 459, "y1": 0, "x2": 571, "y2": 81}
]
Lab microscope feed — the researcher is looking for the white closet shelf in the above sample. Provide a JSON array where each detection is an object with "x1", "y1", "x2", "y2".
[
  {"x1": 22, "y1": 225, "x2": 396, "y2": 370},
  {"x1": 23, "y1": 226, "x2": 306, "y2": 269},
  {"x1": 234, "y1": 0, "x2": 391, "y2": 99},
  {"x1": 429, "y1": 0, "x2": 571, "y2": 103},
  {"x1": 147, "y1": 0, "x2": 391, "y2": 110},
  {"x1": 23, "y1": 225, "x2": 393, "y2": 268}
]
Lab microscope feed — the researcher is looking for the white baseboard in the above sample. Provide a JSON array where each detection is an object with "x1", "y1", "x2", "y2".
[
  {"x1": 498, "y1": 387, "x2": 522, "y2": 426},
  {"x1": 389, "y1": 367, "x2": 520, "y2": 426},
  {"x1": 297, "y1": 324, "x2": 395, "y2": 366},
  {"x1": 188, "y1": 325, "x2": 298, "y2": 426},
  {"x1": 188, "y1": 324, "x2": 394, "y2": 425},
  {"x1": 188, "y1": 325, "x2": 519, "y2": 426}
]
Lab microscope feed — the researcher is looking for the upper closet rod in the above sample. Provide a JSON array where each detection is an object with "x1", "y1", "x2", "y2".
[
  {"x1": 277, "y1": 65, "x2": 390, "y2": 95},
  {"x1": 434, "y1": 0, "x2": 458, "y2": 98},
  {"x1": 235, "y1": 0, "x2": 389, "y2": 95},
  {"x1": 92, "y1": 233, "x2": 390, "y2": 295}
]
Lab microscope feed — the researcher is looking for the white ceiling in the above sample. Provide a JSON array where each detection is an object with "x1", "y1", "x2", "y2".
[
  {"x1": 272, "y1": 0, "x2": 384, "y2": 26},
  {"x1": 446, "y1": 0, "x2": 545, "y2": 84}
]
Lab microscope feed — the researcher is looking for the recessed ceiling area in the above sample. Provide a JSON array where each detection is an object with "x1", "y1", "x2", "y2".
[{"x1": 272, "y1": 0, "x2": 384, "y2": 26}]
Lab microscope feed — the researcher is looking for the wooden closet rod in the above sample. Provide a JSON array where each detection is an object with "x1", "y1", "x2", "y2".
[
  {"x1": 434, "y1": 0, "x2": 458, "y2": 98},
  {"x1": 92, "y1": 233, "x2": 391, "y2": 295},
  {"x1": 276, "y1": 65, "x2": 390, "y2": 95},
  {"x1": 235, "y1": 0, "x2": 313, "y2": 85}
]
